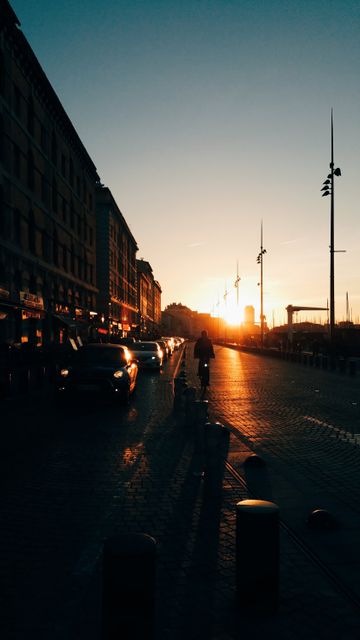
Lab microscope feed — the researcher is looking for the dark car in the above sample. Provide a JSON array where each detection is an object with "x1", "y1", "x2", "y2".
[{"x1": 56, "y1": 343, "x2": 138, "y2": 403}]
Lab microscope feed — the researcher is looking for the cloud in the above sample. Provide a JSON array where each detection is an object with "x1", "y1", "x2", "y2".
[{"x1": 187, "y1": 242, "x2": 205, "y2": 248}]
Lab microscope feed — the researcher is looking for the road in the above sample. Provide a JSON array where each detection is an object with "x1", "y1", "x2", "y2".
[{"x1": 0, "y1": 351, "x2": 183, "y2": 639}]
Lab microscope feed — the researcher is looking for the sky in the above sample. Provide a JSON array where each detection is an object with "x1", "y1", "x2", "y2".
[{"x1": 10, "y1": 0, "x2": 360, "y2": 326}]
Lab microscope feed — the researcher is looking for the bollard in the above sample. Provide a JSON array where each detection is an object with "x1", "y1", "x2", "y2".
[
  {"x1": 204, "y1": 422, "x2": 229, "y2": 496},
  {"x1": 236, "y1": 499, "x2": 279, "y2": 611},
  {"x1": 349, "y1": 360, "x2": 356, "y2": 376},
  {"x1": 302, "y1": 354, "x2": 308, "y2": 366},
  {"x1": 173, "y1": 376, "x2": 186, "y2": 412},
  {"x1": 102, "y1": 533, "x2": 157, "y2": 640},
  {"x1": 339, "y1": 358, "x2": 346, "y2": 374},
  {"x1": 314, "y1": 355, "x2": 320, "y2": 368},
  {"x1": 192, "y1": 400, "x2": 209, "y2": 475},
  {"x1": 321, "y1": 355, "x2": 328, "y2": 370},
  {"x1": 183, "y1": 386, "x2": 197, "y2": 426}
]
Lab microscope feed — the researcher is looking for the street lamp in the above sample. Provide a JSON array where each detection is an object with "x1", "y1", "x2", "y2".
[
  {"x1": 321, "y1": 110, "x2": 342, "y2": 348},
  {"x1": 257, "y1": 222, "x2": 267, "y2": 348}
]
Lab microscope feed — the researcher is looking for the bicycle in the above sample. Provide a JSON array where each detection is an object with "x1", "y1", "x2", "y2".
[{"x1": 198, "y1": 358, "x2": 210, "y2": 393}]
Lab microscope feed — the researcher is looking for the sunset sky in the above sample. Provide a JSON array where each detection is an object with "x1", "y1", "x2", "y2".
[{"x1": 11, "y1": 0, "x2": 360, "y2": 326}]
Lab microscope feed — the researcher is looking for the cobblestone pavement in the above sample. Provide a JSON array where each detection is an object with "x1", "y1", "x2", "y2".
[
  {"x1": 2, "y1": 344, "x2": 360, "y2": 639},
  {"x1": 184, "y1": 343, "x2": 360, "y2": 639}
]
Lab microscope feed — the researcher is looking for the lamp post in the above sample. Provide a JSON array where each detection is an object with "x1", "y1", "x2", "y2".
[
  {"x1": 257, "y1": 222, "x2": 267, "y2": 347},
  {"x1": 321, "y1": 110, "x2": 342, "y2": 348}
]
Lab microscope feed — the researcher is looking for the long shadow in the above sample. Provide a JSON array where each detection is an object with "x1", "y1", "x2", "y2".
[{"x1": 159, "y1": 426, "x2": 230, "y2": 639}]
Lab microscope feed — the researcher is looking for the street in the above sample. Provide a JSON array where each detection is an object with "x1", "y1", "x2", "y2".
[{"x1": 1, "y1": 344, "x2": 360, "y2": 639}]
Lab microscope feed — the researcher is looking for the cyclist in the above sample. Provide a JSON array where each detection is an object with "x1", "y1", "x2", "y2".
[{"x1": 194, "y1": 330, "x2": 215, "y2": 387}]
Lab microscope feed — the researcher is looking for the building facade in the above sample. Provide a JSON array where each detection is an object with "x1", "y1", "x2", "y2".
[
  {"x1": 0, "y1": 0, "x2": 99, "y2": 347},
  {"x1": 136, "y1": 259, "x2": 162, "y2": 337},
  {"x1": 95, "y1": 184, "x2": 138, "y2": 338}
]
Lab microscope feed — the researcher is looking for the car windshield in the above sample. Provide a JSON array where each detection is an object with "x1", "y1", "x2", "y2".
[
  {"x1": 74, "y1": 347, "x2": 128, "y2": 366},
  {"x1": 135, "y1": 343, "x2": 158, "y2": 352}
]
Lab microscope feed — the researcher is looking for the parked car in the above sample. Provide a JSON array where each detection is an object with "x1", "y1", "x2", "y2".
[
  {"x1": 156, "y1": 339, "x2": 169, "y2": 360},
  {"x1": 55, "y1": 343, "x2": 138, "y2": 403},
  {"x1": 130, "y1": 341, "x2": 163, "y2": 370},
  {"x1": 161, "y1": 337, "x2": 174, "y2": 355}
]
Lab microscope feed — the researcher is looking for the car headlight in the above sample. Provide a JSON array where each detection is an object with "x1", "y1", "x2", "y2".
[
  {"x1": 113, "y1": 370, "x2": 124, "y2": 378},
  {"x1": 60, "y1": 368, "x2": 69, "y2": 377}
]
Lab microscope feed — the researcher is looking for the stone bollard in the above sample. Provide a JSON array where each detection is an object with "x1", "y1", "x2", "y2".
[
  {"x1": 183, "y1": 386, "x2": 197, "y2": 427},
  {"x1": 338, "y1": 358, "x2": 346, "y2": 373},
  {"x1": 204, "y1": 422, "x2": 229, "y2": 496},
  {"x1": 102, "y1": 533, "x2": 157, "y2": 640},
  {"x1": 236, "y1": 499, "x2": 279, "y2": 611},
  {"x1": 321, "y1": 355, "x2": 328, "y2": 370}
]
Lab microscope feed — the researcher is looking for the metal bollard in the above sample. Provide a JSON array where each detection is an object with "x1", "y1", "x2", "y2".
[
  {"x1": 102, "y1": 533, "x2": 157, "y2": 640},
  {"x1": 322, "y1": 355, "x2": 328, "y2": 370},
  {"x1": 236, "y1": 499, "x2": 279, "y2": 611}
]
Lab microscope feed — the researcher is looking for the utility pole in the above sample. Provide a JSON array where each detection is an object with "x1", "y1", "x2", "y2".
[
  {"x1": 321, "y1": 110, "x2": 342, "y2": 348},
  {"x1": 257, "y1": 222, "x2": 267, "y2": 347}
]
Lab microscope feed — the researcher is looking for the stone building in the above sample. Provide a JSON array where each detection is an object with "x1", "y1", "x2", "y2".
[
  {"x1": 136, "y1": 259, "x2": 162, "y2": 337},
  {"x1": 0, "y1": 0, "x2": 99, "y2": 346},
  {"x1": 95, "y1": 184, "x2": 138, "y2": 338}
]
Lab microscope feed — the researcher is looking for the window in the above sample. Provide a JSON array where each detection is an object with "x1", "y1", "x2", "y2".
[
  {"x1": 13, "y1": 208, "x2": 21, "y2": 245},
  {"x1": 69, "y1": 158, "x2": 74, "y2": 187},
  {"x1": 63, "y1": 245, "x2": 68, "y2": 271},
  {"x1": 62, "y1": 197, "x2": 67, "y2": 223},
  {"x1": 52, "y1": 178, "x2": 57, "y2": 213},
  {"x1": 71, "y1": 244, "x2": 75, "y2": 274},
  {"x1": 0, "y1": 185, "x2": 4, "y2": 236},
  {"x1": 70, "y1": 201, "x2": 75, "y2": 228},
  {"x1": 0, "y1": 50, "x2": 5, "y2": 95},
  {"x1": 14, "y1": 85, "x2": 21, "y2": 117},
  {"x1": 53, "y1": 229, "x2": 59, "y2": 266},
  {"x1": 28, "y1": 210, "x2": 35, "y2": 253},
  {"x1": 27, "y1": 150, "x2": 34, "y2": 190},
  {"x1": 41, "y1": 173, "x2": 48, "y2": 203},
  {"x1": 13, "y1": 144, "x2": 21, "y2": 178},
  {"x1": 0, "y1": 114, "x2": 4, "y2": 164},
  {"x1": 40, "y1": 125, "x2": 47, "y2": 151},
  {"x1": 89, "y1": 227, "x2": 93, "y2": 246},
  {"x1": 27, "y1": 96, "x2": 34, "y2": 136},
  {"x1": 61, "y1": 153, "x2": 67, "y2": 177},
  {"x1": 51, "y1": 131, "x2": 57, "y2": 166}
]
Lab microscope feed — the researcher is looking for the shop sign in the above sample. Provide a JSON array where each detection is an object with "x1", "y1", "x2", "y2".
[
  {"x1": 55, "y1": 304, "x2": 70, "y2": 314},
  {"x1": 0, "y1": 287, "x2": 10, "y2": 299},
  {"x1": 98, "y1": 328, "x2": 108, "y2": 335},
  {"x1": 20, "y1": 291, "x2": 44, "y2": 310},
  {"x1": 22, "y1": 309, "x2": 42, "y2": 320},
  {"x1": 75, "y1": 307, "x2": 84, "y2": 318}
]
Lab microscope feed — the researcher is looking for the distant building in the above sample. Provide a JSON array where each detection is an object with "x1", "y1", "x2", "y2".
[
  {"x1": 95, "y1": 185, "x2": 138, "y2": 338},
  {"x1": 136, "y1": 259, "x2": 162, "y2": 337},
  {"x1": 244, "y1": 305, "x2": 255, "y2": 327},
  {"x1": 0, "y1": 0, "x2": 99, "y2": 346}
]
